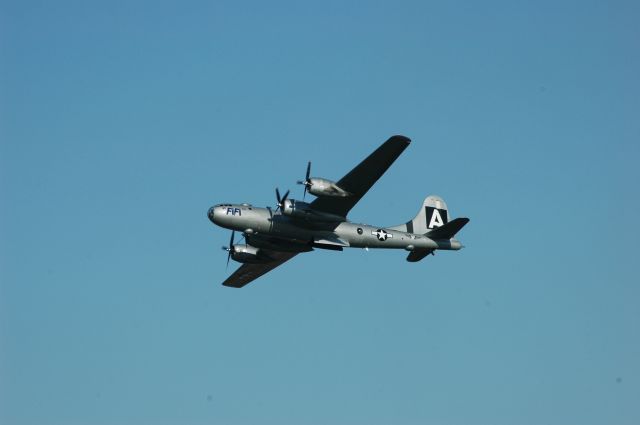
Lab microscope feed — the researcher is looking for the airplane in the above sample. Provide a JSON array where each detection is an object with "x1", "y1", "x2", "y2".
[{"x1": 207, "y1": 135, "x2": 469, "y2": 288}]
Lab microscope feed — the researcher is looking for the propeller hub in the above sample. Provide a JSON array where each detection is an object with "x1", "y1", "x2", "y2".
[
  {"x1": 296, "y1": 161, "x2": 312, "y2": 199},
  {"x1": 275, "y1": 188, "x2": 290, "y2": 211},
  {"x1": 222, "y1": 230, "x2": 236, "y2": 268}
]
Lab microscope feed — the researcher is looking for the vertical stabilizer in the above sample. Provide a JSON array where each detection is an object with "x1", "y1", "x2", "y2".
[{"x1": 389, "y1": 195, "x2": 449, "y2": 234}]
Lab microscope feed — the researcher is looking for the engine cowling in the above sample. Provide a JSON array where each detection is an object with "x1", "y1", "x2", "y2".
[
  {"x1": 306, "y1": 178, "x2": 351, "y2": 198},
  {"x1": 281, "y1": 199, "x2": 313, "y2": 219},
  {"x1": 230, "y1": 244, "x2": 269, "y2": 264},
  {"x1": 281, "y1": 199, "x2": 345, "y2": 222}
]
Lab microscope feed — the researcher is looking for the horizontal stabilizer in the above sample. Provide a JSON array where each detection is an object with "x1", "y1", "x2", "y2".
[
  {"x1": 425, "y1": 217, "x2": 470, "y2": 240},
  {"x1": 406, "y1": 249, "x2": 434, "y2": 262}
]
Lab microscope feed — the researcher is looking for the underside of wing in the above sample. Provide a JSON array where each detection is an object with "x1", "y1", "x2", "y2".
[
  {"x1": 310, "y1": 135, "x2": 410, "y2": 218},
  {"x1": 222, "y1": 250, "x2": 299, "y2": 288}
]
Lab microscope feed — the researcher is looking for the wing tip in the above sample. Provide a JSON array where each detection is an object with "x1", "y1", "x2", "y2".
[{"x1": 389, "y1": 135, "x2": 411, "y2": 144}]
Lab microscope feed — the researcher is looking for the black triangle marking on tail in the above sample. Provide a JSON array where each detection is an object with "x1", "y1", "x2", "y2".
[{"x1": 425, "y1": 206, "x2": 448, "y2": 229}]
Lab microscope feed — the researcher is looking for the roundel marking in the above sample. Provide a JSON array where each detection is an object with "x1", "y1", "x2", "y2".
[{"x1": 371, "y1": 228, "x2": 392, "y2": 241}]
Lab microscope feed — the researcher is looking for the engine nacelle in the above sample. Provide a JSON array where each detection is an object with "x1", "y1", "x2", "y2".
[
  {"x1": 281, "y1": 199, "x2": 345, "y2": 222},
  {"x1": 230, "y1": 244, "x2": 270, "y2": 264},
  {"x1": 281, "y1": 199, "x2": 313, "y2": 219},
  {"x1": 307, "y1": 178, "x2": 351, "y2": 198}
]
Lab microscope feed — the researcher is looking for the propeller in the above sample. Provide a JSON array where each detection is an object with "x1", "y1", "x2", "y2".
[
  {"x1": 221, "y1": 230, "x2": 236, "y2": 269},
  {"x1": 296, "y1": 161, "x2": 312, "y2": 199},
  {"x1": 275, "y1": 187, "x2": 290, "y2": 212}
]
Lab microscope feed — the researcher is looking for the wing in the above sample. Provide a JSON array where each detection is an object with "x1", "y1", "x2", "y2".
[
  {"x1": 310, "y1": 135, "x2": 411, "y2": 218},
  {"x1": 222, "y1": 250, "x2": 299, "y2": 288}
]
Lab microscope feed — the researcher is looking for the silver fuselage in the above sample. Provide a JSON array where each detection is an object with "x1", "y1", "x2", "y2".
[{"x1": 207, "y1": 203, "x2": 461, "y2": 252}]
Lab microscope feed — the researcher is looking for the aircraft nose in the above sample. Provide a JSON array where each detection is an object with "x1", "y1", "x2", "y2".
[{"x1": 207, "y1": 206, "x2": 216, "y2": 223}]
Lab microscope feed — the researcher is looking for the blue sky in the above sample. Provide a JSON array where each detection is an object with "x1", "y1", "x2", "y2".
[{"x1": 1, "y1": 1, "x2": 639, "y2": 424}]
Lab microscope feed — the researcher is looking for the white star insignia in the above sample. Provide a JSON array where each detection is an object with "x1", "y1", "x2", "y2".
[{"x1": 372, "y1": 229, "x2": 392, "y2": 241}]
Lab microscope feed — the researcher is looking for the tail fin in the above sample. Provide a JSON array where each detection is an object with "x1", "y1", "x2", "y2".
[{"x1": 390, "y1": 195, "x2": 450, "y2": 235}]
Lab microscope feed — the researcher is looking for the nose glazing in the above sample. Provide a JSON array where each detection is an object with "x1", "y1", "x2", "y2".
[{"x1": 207, "y1": 206, "x2": 216, "y2": 222}]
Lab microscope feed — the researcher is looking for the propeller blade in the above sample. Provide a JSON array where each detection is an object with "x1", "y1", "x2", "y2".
[
  {"x1": 224, "y1": 230, "x2": 235, "y2": 269},
  {"x1": 303, "y1": 184, "x2": 307, "y2": 200},
  {"x1": 275, "y1": 188, "x2": 290, "y2": 211},
  {"x1": 275, "y1": 188, "x2": 282, "y2": 211},
  {"x1": 297, "y1": 161, "x2": 312, "y2": 189}
]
